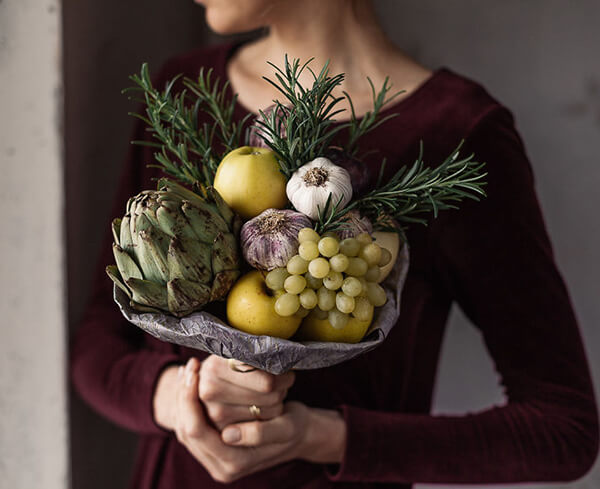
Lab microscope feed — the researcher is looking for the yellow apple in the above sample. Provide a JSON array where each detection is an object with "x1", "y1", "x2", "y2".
[
  {"x1": 372, "y1": 231, "x2": 401, "y2": 282},
  {"x1": 226, "y1": 271, "x2": 301, "y2": 339},
  {"x1": 295, "y1": 309, "x2": 374, "y2": 344},
  {"x1": 213, "y1": 146, "x2": 288, "y2": 219}
]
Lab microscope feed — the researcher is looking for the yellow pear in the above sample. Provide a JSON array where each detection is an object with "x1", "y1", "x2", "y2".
[
  {"x1": 296, "y1": 309, "x2": 374, "y2": 344},
  {"x1": 226, "y1": 271, "x2": 301, "y2": 339},
  {"x1": 372, "y1": 231, "x2": 400, "y2": 282},
  {"x1": 213, "y1": 146, "x2": 288, "y2": 219}
]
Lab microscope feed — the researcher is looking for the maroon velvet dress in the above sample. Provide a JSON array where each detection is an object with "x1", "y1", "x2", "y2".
[{"x1": 71, "y1": 41, "x2": 599, "y2": 488}]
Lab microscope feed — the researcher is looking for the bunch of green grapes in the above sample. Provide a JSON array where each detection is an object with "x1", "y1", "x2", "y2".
[{"x1": 265, "y1": 227, "x2": 392, "y2": 329}]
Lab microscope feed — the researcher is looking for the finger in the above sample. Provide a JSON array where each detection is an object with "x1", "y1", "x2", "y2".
[
  {"x1": 204, "y1": 401, "x2": 285, "y2": 429},
  {"x1": 221, "y1": 413, "x2": 297, "y2": 447},
  {"x1": 205, "y1": 356, "x2": 295, "y2": 394},
  {"x1": 176, "y1": 358, "x2": 207, "y2": 439},
  {"x1": 199, "y1": 375, "x2": 289, "y2": 406}
]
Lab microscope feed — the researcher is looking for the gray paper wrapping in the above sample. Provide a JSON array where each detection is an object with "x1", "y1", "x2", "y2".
[{"x1": 115, "y1": 243, "x2": 409, "y2": 375}]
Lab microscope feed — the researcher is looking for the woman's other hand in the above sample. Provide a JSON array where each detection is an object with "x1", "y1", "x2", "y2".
[
  {"x1": 170, "y1": 358, "x2": 345, "y2": 483},
  {"x1": 152, "y1": 355, "x2": 294, "y2": 431},
  {"x1": 198, "y1": 355, "x2": 295, "y2": 429}
]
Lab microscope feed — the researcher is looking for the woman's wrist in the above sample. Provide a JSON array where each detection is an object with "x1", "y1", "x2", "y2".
[
  {"x1": 301, "y1": 407, "x2": 347, "y2": 464},
  {"x1": 152, "y1": 364, "x2": 182, "y2": 431}
]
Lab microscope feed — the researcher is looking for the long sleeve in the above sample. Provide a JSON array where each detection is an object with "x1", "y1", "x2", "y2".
[
  {"x1": 329, "y1": 107, "x2": 599, "y2": 484},
  {"x1": 70, "y1": 60, "x2": 185, "y2": 435}
]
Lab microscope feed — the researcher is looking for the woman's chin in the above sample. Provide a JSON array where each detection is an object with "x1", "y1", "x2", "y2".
[{"x1": 206, "y1": 11, "x2": 264, "y2": 35}]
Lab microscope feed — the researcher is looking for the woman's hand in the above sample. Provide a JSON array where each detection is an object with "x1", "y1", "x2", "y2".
[
  {"x1": 152, "y1": 355, "x2": 295, "y2": 431},
  {"x1": 198, "y1": 355, "x2": 295, "y2": 430},
  {"x1": 170, "y1": 358, "x2": 346, "y2": 483}
]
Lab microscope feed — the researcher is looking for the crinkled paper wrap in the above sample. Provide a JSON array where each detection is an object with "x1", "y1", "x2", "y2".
[{"x1": 115, "y1": 243, "x2": 409, "y2": 375}]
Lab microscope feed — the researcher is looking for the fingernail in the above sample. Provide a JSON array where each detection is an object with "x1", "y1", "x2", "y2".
[
  {"x1": 185, "y1": 370, "x2": 194, "y2": 387},
  {"x1": 177, "y1": 366, "x2": 184, "y2": 379},
  {"x1": 222, "y1": 427, "x2": 241, "y2": 443}
]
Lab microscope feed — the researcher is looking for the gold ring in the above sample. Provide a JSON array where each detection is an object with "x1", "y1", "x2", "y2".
[
  {"x1": 249, "y1": 404, "x2": 261, "y2": 419},
  {"x1": 228, "y1": 358, "x2": 257, "y2": 373}
]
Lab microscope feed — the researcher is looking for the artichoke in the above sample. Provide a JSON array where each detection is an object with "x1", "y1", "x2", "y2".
[{"x1": 106, "y1": 178, "x2": 241, "y2": 317}]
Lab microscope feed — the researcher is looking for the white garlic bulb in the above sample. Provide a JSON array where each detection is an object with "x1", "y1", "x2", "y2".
[{"x1": 286, "y1": 157, "x2": 353, "y2": 220}]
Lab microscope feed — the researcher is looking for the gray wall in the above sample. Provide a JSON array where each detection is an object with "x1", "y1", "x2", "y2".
[
  {"x1": 65, "y1": 1, "x2": 600, "y2": 488},
  {"x1": 1, "y1": 1, "x2": 67, "y2": 488}
]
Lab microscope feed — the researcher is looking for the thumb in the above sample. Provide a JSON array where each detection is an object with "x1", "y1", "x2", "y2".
[{"x1": 176, "y1": 358, "x2": 208, "y2": 438}]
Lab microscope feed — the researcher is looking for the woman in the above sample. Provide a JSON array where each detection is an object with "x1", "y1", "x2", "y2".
[{"x1": 71, "y1": 0, "x2": 599, "y2": 487}]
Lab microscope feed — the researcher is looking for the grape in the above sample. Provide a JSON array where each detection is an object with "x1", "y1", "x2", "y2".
[
  {"x1": 304, "y1": 272, "x2": 323, "y2": 289},
  {"x1": 298, "y1": 241, "x2": 319, "y2": 261},
  {"x1": 366, "y1": 282, "x2": 387, "y2": 307},
  {"x1": 294, "y1": 306, "x2": 311, "y2": 318},
  {"x1": 287, "y1": 255, "x2": 309, "y2": 274},
  {"x1": 352, "y1": 296, "x2": 374, "y2": 321},
  {"x1": 329, "y1": 253, "x2": 349, "y2": 273},
  {"x1": 299, "y1": 288, "x2": 318, "y2": 309},
  {"x1": 379, "y1": 248, "x2": 392, "y2": 267},
  {"x1": 323, "y1": 271, "x2": 344, "y2": 290},
  {"x1": 308, "y1": 257, "x2": 330, "y2": 278},
  {"x1": 317, "y1": 287, "x2": 336, "y2": 311},
  {"x1": 358, "y1": 278, "x2": 369, "y2": 297},
  {"x1": 312, "y1": 307, "x2": 329, "y2": 320},
  {"x1": 318, "y1": 236, "x2": 340, "y2": 257},
  {"x1": 298, "y1": 227, "x2": 320, "y2": 243},
  {"x1": 341, "y1": 276, "x2": 362, "y2": 297},
  {"x1": 346, "y1": 257, "x2": 368, "y2": 277},
  {"x1": 359, "y1": 243, "x2": 382, "y2": 267},
  {"x1": 274, "y1": 293, "x2": 300, "y2": 316},
  {"x1": 364, "y1": 266, "x2": 381, "y2": 282},
  {"x1": 284, "y1": 274, "x2": 307, "y2": 294},
  {"x1": 339, "y1": 237, "x2": 360, "y2": 257},
  {"x1": 356, "y1": 233, "x2": 373, "y2": 246},
  {"x1": 336, "y1": 292, "x2": 355, "y2": 314},
  {"x1": 265, "y1": 268, "x2": 289, "y2": 290},
  {"x1": 328, "y1": 309, "x2": 349, "y2": 329}
]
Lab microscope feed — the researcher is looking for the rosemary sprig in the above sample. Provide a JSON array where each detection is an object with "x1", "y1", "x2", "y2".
[
  {"x1": 344, "y1": 78, "x2": 404, "y2": 157},
  {"x1": 253, "y1": 56, "x2": 400, "y2": 178},
  {"x1": 124, "y1": 63, "x2": 248, "y2": 187},
  {"x1": 315, "y1": 143, "x2": 487, "y2": 234}
]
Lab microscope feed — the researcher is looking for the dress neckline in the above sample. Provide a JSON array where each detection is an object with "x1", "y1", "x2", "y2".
[{"x1": 215, "y1": 40, "x2": 448, "y2": 124}]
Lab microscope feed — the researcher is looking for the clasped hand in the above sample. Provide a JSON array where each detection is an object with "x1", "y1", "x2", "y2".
[{"x1": 153, "y1": 356, "x2": 345, "y2": 483}]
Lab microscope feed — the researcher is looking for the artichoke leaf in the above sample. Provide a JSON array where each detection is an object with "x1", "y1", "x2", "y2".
[
  {"x1": 156, "y1": 205, "x2": 197, "y2": 240},
  {"x1": 126, "y1": 277, "x2": 168, "y2": 310},
  {"x1": 130, "y1": 212, "x2": 153, "y2": 246},
  {"x1": 136, "y1": 232, "x2": 169, "y2": 284},
  {"x1": 206, "y1": 186, "x2": 235, "y2": 228},
  {"x1": 119, "y1": 215, "x2": 134, "y2": 252},
  {"x1": 181, "y1": 202, "x2": 228, "y2": 242},
  {"x1": 212, "y1": 232, "x2": 240, "y2": 274},
  {"x1": 106, "y1": 265, "x2": 132, "y2": 299},
  {"x1": 112, "y1": 244, "x2": 143, "y2": 281},
  {"x1": 167, "y1": 278, "x2": 211, "y2": 316},
  {"x1": 210, "y1": 270, "x2": 240, "y2": 301},
  {"x1": 111, "y1": 218, "x2": 122, "y2": 246},
  {"x1": 158, "y1": 178, "x2": 206, "y2": 206},
  {"x1": 167, "y1": 237, "x2": 212, "y2": 283}
]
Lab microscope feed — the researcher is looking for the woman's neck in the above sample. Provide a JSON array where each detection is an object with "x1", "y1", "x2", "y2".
[
  {"x1": 226, "y1": 0, "x2": 431, "y2": 117},
  {"x1": 253, "y1": 1, "x2": 395, "y2": 91}
]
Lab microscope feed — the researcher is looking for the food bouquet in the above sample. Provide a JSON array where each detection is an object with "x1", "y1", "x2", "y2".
[{"x1": 108, "y1": 57, "x2": 486, "y2": 374}]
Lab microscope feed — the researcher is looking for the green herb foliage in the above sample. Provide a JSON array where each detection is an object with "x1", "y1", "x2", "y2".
[
  {"x1": 124, "y1": 63, "x2": 250, "y2": 187},
  {"x1": 253, "y1": 56, "x2": 402, "y2": 178},
  {"x1": 315, "y1": 142, "x2": 487, "y2": 234}
]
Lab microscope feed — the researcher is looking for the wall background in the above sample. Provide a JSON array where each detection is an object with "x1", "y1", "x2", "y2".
[
  {"x1": 63, "y1": 1, "x2": 600, "y2": 488},
  {"x1": 0, "y1": 1, "x2": 67, "y2": 488}
]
